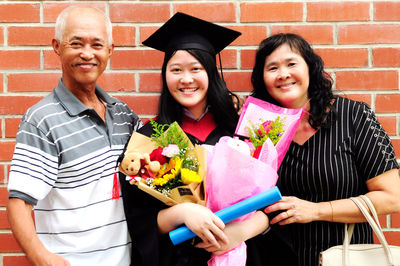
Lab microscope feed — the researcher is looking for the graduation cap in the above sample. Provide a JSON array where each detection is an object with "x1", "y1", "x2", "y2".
[{"x1": 142, "y1": 12, "x2": 241, "y2": 55}]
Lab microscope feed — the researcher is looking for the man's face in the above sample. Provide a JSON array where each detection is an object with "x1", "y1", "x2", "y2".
[{"x1": 52, "y1": 8, "x2": 114, "y2": 91}]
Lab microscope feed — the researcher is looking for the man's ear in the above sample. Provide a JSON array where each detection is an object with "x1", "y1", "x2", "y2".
[
  {"x1": 52, "y1": 39, "x2": 61, "y2": 56},
  {"x1": 108, "y1": 43, "x2": 115, "y2": 57}
]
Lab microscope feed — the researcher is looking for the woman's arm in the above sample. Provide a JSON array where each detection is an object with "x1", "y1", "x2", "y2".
[
  {"x1": 265, "y1": 169, "x2": 400, "y2": 225},
  {"x1": 157, "y1": 202, "x2": 229, "y2": 249},
  {"x1": 195, "y1": 210, "x2": 269, "y2": 254}
]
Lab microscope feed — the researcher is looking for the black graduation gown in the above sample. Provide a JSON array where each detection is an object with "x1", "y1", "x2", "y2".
[
  {"x1": 120, "y1": 117, "x2": 298, "y2": 266},
  {"x1": 119, "y1": 116, "x2": 230, "y2": 266}
]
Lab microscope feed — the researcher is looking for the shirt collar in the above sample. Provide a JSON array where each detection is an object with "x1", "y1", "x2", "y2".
[
  {"x1": 183, "y1": 105, "x2": 210, "y2": 121},
  {"x1": 54, "y1": 78, "x2": 117, "y2": 116}
]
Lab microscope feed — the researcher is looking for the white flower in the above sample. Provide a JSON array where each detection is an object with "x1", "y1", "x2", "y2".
[{"x1": 162, "y1": 144, "x2": 180, "y2": 158}]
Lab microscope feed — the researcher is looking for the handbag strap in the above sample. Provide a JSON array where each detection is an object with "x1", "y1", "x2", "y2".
[
  {"x1": 343, "y1": 197, "x2": 394, "y2": 266},
  {"x1": 359, "y1": 195, "x2": 381, "y2": 228}
]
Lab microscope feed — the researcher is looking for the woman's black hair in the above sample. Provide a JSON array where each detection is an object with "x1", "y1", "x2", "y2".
[
  {"x1": 157, "y1": 49, "x2": 239, "y2": 133},
  {"x1": 251, "y1": 33, "x2": 335, "y2": 129}
]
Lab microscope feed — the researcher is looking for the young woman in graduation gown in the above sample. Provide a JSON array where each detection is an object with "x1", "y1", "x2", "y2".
[{"x1": 119, "y1": 13, "x2": 270, "y2": 266}]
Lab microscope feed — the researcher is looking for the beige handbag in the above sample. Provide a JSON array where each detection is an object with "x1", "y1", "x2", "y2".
[{"x1": 319, "y1": 195, "x2": 400, "y2": 266}]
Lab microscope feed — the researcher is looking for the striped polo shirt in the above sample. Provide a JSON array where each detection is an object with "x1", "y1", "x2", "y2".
[{"x1": 8, "y1": 79, "x2": 142, "y2": 265}]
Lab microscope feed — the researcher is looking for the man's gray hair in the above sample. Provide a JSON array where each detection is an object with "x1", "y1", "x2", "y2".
[{"x1": 54, "y1": 6, "x2": 113, "y2": 45}]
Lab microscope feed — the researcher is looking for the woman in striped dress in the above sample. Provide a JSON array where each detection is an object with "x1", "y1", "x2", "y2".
[{"x1": 248, "y1": 33, "x2": 400, "y2": 266}]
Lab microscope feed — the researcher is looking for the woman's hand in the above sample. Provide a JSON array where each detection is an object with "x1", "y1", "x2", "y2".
[
  {"x1": 181, "y1": 203, "x2": 229, "y2": 248},
  {"x1": 264, "y1": 196, "x2": 319, "y2": 225},
  {"x1": 195, "y1": 220, "x2": 243, "y2": 254},
  {"x1": 196, "y1": 211, "x2": 269, "y2": 255}
]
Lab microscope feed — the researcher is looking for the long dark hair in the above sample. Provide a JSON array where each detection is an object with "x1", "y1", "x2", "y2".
[
  {"x1": 251, "y1": 33, "x2": 335, "y2": 129},
  {"x1": 157, "y1": 49, "x2": 239, "y2": 133}
]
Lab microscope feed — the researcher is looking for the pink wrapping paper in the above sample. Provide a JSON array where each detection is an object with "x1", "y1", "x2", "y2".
[
  {"x1": 206, "y1": 137, "x2": 278, "y2": 266},
  {"x1": 206, "y1": 97, "x2": 303, "y2": 266},
  {"x1": 235, "y1": 96, "x2": 304, "y2": 168}
]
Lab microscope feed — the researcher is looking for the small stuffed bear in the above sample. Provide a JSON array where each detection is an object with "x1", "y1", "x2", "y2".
[{"x1": 120, "y1": 151, "x2": 161, "y2": 177}]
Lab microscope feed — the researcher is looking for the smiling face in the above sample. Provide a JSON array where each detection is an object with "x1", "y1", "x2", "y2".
[
  {"x1": 52, "y1": 8, "x2": 114, "y2": 92},
  {"x1": 165, "y1": 50, "x2": 209, "y2": 118},
  {"x1": 263, "y1": 43, "x2": 310, "y2": 109}
]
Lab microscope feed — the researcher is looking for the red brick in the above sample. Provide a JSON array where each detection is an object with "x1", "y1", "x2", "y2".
[
  {"x1": 336, "y1": 71, "x2": 398, "y2": 91},
  {"x1": 381, "y1": 231, "x2": 400, "y2": 246},
  {"x1": 373, "y1": 48, "x2": 400, "y2": 67},
  {"x1": 375, "y1": 2, "x2": 400, "y2": 21},
  {"x1": 111, "y1": 50, "x2": 163, "y2": 70},
  {"x1": 8, "y1": 27, "x2": 54, "y2": 46},
  {"x1": 241, "y1": 2, "x2": 303, "y2": 22},
  {"x1": 97, "y1": 73, "x2": 135, "y2": 92},
  {"x1": 0, "y1": 187, "x2": 9, "y2": 206},
  {"x1": 139, "y1": 73, "x2": 162, "y2": 93},
  {"x1": 339, "y1": 24, "x2": 400, "y2": 44},
  {"x1": 378, "y1": 215, "x2": 387, "y2": 228},
  {"x1": 241, "y1": 49, "x2": 257, "y2": 70},
  {"x1": 0, "y1": 164, "x2": 4, "y2": 183},
  {"x1": 307, "y1": 2, "x2": 369, "y2": 22},
  {"x1": 0, "y1": 210, "x2": 9, "y2": 229},
  {"x1": 0, "y1": 3, "x2": 40, "y2": 23},
  {"x1": 113, "y1": 26, "x2": 135, "y2": 47},
  {"x1": 340, "y1": 94, "x2": 371, "y2": 106},
  {"x1": 391, "y1": 139, "x2": 400, "y2": 159},
  {"x1": 43, "y1": 3, "x2": 106, "y2": 22},
  {"x1": 3, "y1": 256, "x2": 30, "y2": 266},
  {"x1": 271, "y1": 25, "x2": 333, "y2": 45},
  {"x1": 0, "y1": 142, "x2": 15, "y2": 162},
  {"x1": 377, "y1": 116, "x2": 397, "y2": 136},
  {"x1": 392, "y1": 212, "x2": 400, "y2": 228},
  {"x1": 315, "y1": 48, "x2": 368, "y2": 68},
  {"x1": 0, "y1": 51, "x2": 40, "y2": 69},
  {"x1": 376, "y1": 95, "x2": 400, "y2": 113},
  {"x1": 0, "y1": 96, "x2": 42, "y2": 115},
  {"x1": 5, "y1": 118, "x2": 21, "y2": 139},
  {"x1": 43, "y1": 50, "x2": 60, "y2": 70},
  {"x1": 0, "y1": 233, "x2": 21, "y2": 252},
  {"x1": 116, "y1": 96, "x2": 159, "y2": 116},
  {"x1": 219, "y1": 49, "x2": 238, "y2": 69},
  {"x1": 0, "y1": 73, "x2": 3, "y2": 92},
  {"x1": 224, "y1": 72, "x2": 252, "y2": 92},
  {"x1": 8, "y1": 73, "x2": 59, "y2": 92},
  {"x1": 174, "y1": 3, "x2": 236, "y2": 22},
  {"x1": 229, "y1": 26, "x2": 267, "y2": 46},
  {"x1": 110, "y1": 3, "x2": 169, "y2": 23}
]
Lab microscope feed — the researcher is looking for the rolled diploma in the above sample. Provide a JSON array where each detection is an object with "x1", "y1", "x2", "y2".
[{"x1": 169, "y1": 186, "x2": 282, "y2": 245}]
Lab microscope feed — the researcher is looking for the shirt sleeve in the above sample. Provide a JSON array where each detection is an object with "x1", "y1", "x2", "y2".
[
  {"x1": 7, "y1": 119, "x2": 59, "y2": 204},
  {"x1": 352, "y1": 102, "x2": 399, "y2": 181}
]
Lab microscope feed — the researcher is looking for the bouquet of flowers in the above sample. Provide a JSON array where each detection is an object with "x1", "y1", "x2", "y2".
[
  {"x1": 205, "y1": 96, "x2": 304, "y2": 266},
  {"x1": 245, "y1": 116, "x2": 285, "y2": 160},
  {"x1": 119, "y1": 121, "x2": 206, "y2": 206}
]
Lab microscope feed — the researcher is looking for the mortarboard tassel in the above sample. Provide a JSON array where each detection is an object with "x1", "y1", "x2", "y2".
[{"x1": 112, "y1": 168, "x2": 120, "y2": 200}]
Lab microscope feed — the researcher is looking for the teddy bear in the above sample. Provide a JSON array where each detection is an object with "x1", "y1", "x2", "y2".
[{"x1": 120, "y1": 151, "x2": 161, "y2": 178}]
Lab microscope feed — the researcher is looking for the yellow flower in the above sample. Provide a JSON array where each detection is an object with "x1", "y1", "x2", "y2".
[
  {"x1": 152, "y1": 158, "x2": 183, "y2": 186},
  {"x1": 181, "y1": 168, "x2": 202, "y2": 184}
]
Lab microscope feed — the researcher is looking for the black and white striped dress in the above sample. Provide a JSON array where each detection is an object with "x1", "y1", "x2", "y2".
[{"x1": 277, "y1": 96, "x2": 399, "y2": 266}]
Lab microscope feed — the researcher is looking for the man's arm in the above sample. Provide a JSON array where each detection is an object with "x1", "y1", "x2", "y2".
[{"x1": 7, "y1": 198, "x2": 70, "y2": 266}]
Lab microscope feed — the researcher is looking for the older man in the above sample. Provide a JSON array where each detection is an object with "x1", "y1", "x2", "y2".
[{"x1": 7, "y1": 6, "x2": 141, "y2": 265}]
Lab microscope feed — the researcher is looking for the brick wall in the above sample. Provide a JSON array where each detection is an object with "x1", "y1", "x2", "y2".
[{"x1": 1, "y1": 1, "x2": 400, "y2": 264}]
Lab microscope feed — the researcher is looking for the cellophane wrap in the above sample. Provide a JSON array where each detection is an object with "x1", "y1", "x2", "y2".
[
  {"x1": 119, "y1": 123, "x2": 206, "y2": 206},
  {"x1": 235, "y1": 96, "x2": 304, "y2": 168},
  {"x1": 206, "y1": 96, "x2": 303, "y2": 266},
  {"x1": 206, "y1": 136, "x2": 278, "y2": 266}
]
